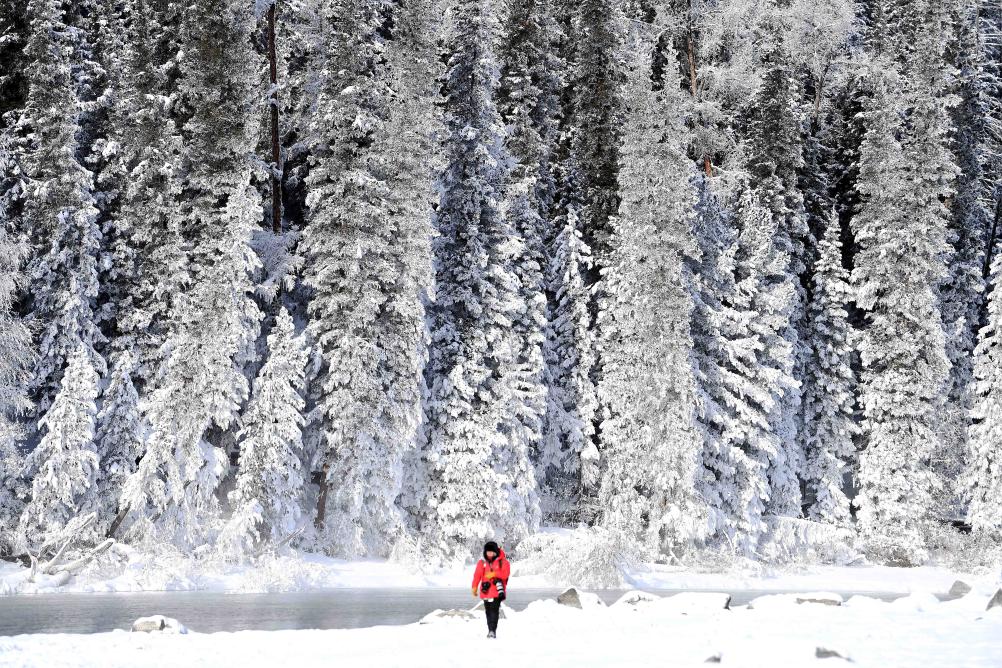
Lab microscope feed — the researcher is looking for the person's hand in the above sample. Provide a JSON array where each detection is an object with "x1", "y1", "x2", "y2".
[{"x1": 472, "y1": 586, "x2": 478, "y2": 597}]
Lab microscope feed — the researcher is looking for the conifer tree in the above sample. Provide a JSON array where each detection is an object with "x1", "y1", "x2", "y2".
[
  {"x1": 303, "y1": 0, "x2": 434, "y2": 557},
  {"x1": 852, "y1": 60, "x2": 953, "y2": 565},
  {"x1": 120, "y1": 0, "x2": 263, "y2": 548},
  {"x1": 541, "y1": 207, "x2": 599, "y2": 515},
  {"x1": 967, "y1": 253, "x2": 1002, "y2": 537},
  {"x1": 0, "y1": 132, "x2": 33, "y2": 555},
  {"x1": 419, "y1": 0, "x2": 540, "y2": 561},
  {"x1": 801, "y1": 212, "x2": 857, "y2": 525},
  {"x1": 597, "y1": 37, "x2": 707, "y2": 554},
  {"x1": 220, "y1": 308, "x2": 307, "y2": 558},
  {"x1": 21, "y1": 0, "x2": 105, "y2": 415},
  {"x1": 17, "y1": 345, "x2": 101, "y2": 553}
]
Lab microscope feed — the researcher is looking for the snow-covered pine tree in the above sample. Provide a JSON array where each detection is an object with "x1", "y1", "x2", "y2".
[
  {"x1": 744, "y1": 2, "x2": 808, "y2": 519},
  {"x1": 94, "y1": 349, "x2": 142, "y2": 532},
  {"x1": 303, "y1": 0, "x2": 433, "y2": 557},
  {"x1": 801, "y1": 211, "x2": 857, "y2": 526},
  {"x1": 496, "y1": 0, "x2": 563, "y2": 529},
  {"x1": 379, "y1": 0, "x2": 440, "y2": 529},
  {"x1": 20, "y1": 0, "x2": 105, "y2": 415},
  {"x1": 419, "y1": 0, "x2": 540, "y2": 561},
  {"x1": 689, "y1": 178, "x2": 741, "y2": 544},
  {"x1": 596, "y1": 32, "x2": 708, "y2": 556},
  {"x1": 219, "y1": 308, "x2": 307, "y2": 558},
  {"x1": 0, "y1": 131, "x2": 33, "y2": 556},
  {"x1": 109, "y1": 0, "x2": 186, "y2": 389},
  {"x1": 934, "y1": 0, "x2": 992, "y2": 514},
  {"x1": 565, "y1": 0, "x2": 622, "y2": 268},
  {"x1": 540, "y1": 206, "x2": 599, "y2": 517},
  {"x1": 852, "y1": 57, "x2": 953, "y2": 565},
  {"x1": 119, "y1": 0, "x2": 263, "y2": 549},
  {"x1": 16, "y1": 345, "x2": 101, "y2": 554},
  {"x1": 967, "y1": 252, "x2": 1002, "y2": 537}
]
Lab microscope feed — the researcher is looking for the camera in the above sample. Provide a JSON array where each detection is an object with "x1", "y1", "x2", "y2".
[
  {"x1": 481, "y1": 581, "x2": 491, "y2": 594},
  {"x1": 495, "y1": 579, "x2": 505, "y2": 601}
]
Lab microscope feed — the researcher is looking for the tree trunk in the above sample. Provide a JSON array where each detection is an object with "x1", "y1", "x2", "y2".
[
  {"x1": 267, "y1": 2, "x2": 282, "y2": 234},
  {"x1": 315, "y1": 460, "x2": 331, "y2": 530},
  {"x1": 686, "y1": 21, "x2": 711, "y2": 177}
]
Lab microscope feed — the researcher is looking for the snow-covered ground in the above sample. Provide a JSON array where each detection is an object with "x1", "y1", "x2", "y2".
[{"x1": 2, "y1": 588, "x2": 1001, "y2": 668}]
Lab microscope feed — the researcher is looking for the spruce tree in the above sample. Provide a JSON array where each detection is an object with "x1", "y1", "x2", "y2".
[
  {"x1": 21, "y1": 0, "x2": 105, "y2": 415},
  {"x1": 220, "y1": 308, "x2": 307, "y2": 558},
  {"x1": 303, "y1": 0, "x2": 433, "y2": 557},
  {"x1": 541, "y1": 207, "x2": 599, "y2": 515},
  {"x1": 120, "y1": 0, "x2": 263, "y2": 548},
  {"x1": 852, "y1": 61, "x2": 953, "y2": 565},
  {"x1": 967, "y1": 253, "x2": 1002, "y2": 537},
  {"x1": 801, "y1": 212, "x2": 857, "y2": 526},
  {"x1": 16, "y1": 345, "x2": 101, "y2": 553},
  {"x1": 419, "y1": 0, "x2": 539, "y2": 561},
  {"x1": 597, "y1": 37, "x2": 707, "y2": 555},
  {"x1": 0, "y1": 132, "x2": 33, "y2": 555}
]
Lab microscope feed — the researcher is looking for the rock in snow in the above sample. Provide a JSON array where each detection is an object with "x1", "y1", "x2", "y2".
[
  {"x1": 419, "y1": 609, "x2": 477, "y2": 624},
  {"x1": 816, "y1": 646, "x2": 852, "y2": 661},
  {"x1": 556, "y1": 587, "x2": 606, "y2": 609},
  {"x1": 612, "y1": 590, "x2": 661, "y2": 607},
  {"x1": 130, "y1": 616, "x2": 187, "y2": 634},
  {"x1": 947, "y1": 581, "x2": 972, "y2": 598},
  {"x1": 987, "y1": 589, "x2": 1002, "y2": 611}
]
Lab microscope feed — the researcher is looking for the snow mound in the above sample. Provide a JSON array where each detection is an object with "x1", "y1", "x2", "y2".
[
  {"x1": 651, "y1": 592, "x2": 731, "y2": 614},
  {"x1": 748, "y1": 592, "x2": 843, "y2": 611},
  {"x1": 890, "y1": 592, "x2": 941, "y2": 612},
  {"x1": 130, "y1": 616, "x2": 188, "y2": 634}
]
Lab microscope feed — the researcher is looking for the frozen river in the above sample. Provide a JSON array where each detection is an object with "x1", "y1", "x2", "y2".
[{"x1": 0, "y1": 587, "x2": 911, "y2": 635}]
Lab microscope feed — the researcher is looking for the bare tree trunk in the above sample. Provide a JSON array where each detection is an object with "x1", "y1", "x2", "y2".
[
  {"x1": 315, "y1": 460, "x2": 331, "y2": 530},
  {"x1": 268, "y1": 1, "x2": 282, "y2": 234},
  {"x1": 686, "y1": 20, "x2": 712, "y2": 177},
  {"x1": 107, "y1": 504, "x2": 129, "y2": 539}
]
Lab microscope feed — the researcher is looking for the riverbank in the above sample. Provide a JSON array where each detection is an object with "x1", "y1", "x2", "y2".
[
  {"x1": 1, "y1": 543, "x2": 999, "y2": 597},
  {"x1": 2, "y1": 588, "x2": 1000, "y2": 667}
]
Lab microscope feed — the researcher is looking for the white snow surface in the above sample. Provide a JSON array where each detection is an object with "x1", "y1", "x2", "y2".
[{"x1": 2, "y1": 590, "x2": 1001, "y2": 667}]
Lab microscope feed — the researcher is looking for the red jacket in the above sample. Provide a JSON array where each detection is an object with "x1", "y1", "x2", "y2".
[{"x1": 471, "y1": 548, "x2": 510, "y2": 599}]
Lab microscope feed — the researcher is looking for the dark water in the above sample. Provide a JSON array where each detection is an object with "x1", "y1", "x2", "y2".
[{"x1": 0, "y1": 587, "x2": 907, "y2": 636}]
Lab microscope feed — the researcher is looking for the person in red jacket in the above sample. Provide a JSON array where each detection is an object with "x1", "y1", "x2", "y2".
[{"x1": 471, "y1": 540, "x2": 509, "y2": 638}]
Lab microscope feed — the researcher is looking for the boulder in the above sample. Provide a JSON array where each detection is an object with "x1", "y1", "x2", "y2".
[
  {"x1": 556, "y1": 587, "x2": 605, "y2": 609},
  {"x1": 816, "y1": 647, "x2": 852, "y2": 661},
  {"x1": 704, "y1": 653, "x2": 722, "y2": 663},
  {"x1": 947, "y1": 581, "x2": 972, "y2": 598},
  {"x1": 131, "y1": 616, "x2": 188, "y2": 634},
  {"x1": 419, "y1": 608, "x2": 477, "y2": 624},
  {"x1": 986, "y1": 589, "x2": 1002, "y2": 611}
]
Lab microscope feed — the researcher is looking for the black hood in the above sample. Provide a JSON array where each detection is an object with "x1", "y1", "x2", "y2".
[{"x1": 483, "y1": 541, "x2": 500, "y2": 560}]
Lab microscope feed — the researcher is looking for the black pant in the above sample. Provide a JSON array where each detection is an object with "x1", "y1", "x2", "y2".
[{"x1": 483, "y1": 598, "x2": 501, "y2": 632}]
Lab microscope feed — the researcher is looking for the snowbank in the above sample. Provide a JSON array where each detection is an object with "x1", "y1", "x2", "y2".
[{"x1": 2, "y1": 589, "x2": 1000, "y2": 667}]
